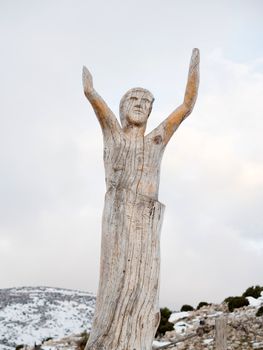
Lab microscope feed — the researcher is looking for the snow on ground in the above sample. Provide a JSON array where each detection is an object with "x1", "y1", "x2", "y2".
[
  {"x1": 173, "y1": 321, "x2": 193, "y2": 334},
  {"x1": 207, "y1": 311, "x2": 223, "y2": 318},
  {"x1": 169, "y1": 311, "x2": 189, "y2": 323},
  {"x1": 247, "y1": 296, "x2": 263, "y2": 308},
  {"x1": 152, "y1": 340, "x2": 171, "y2": 349},
  {"x1": 0, "y1": 346, "x2": 14, "y2": 350},
  {"x1": 0, "y1": 287, "x2": 95, "y2": 348},
  {"x1": 1, "y1": 287, "x2": 263, "y2": 349}
]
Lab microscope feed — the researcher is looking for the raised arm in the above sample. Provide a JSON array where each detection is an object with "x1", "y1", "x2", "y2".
[
  {"x1": 82, "y1": 66, "x2": 121, "y2": 133},
  {"x1": 148, "y1": 49, "x2": 199, "y2": 145}
]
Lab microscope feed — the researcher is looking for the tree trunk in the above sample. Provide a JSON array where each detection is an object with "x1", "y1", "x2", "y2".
[{"x1": 86, "y1": 187, "x2": 164, "y2": 350}]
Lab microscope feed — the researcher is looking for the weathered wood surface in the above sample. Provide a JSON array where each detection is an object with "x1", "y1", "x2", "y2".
[
  {"x1": 215, "y1": 317, "x2": 227, "y2": 350},
  {"x1": 90, "y1": 188, "x2": 164, "y2": 350},
  {"x1": 83, "y1": 49, "x2": 199, "y2": 350}
]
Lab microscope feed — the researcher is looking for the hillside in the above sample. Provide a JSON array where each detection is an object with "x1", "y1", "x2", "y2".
[{"x1": 0, "y1": 287, "x2": 95, "y2": 349}]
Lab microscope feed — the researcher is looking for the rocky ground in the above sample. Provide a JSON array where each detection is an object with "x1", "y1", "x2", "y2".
[{"x1": 157, "y1": 297, "x2": 263, "y2": 350}]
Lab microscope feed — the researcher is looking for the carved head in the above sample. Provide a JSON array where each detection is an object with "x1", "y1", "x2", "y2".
[{"x1": 119, "y1": 88, "x2": 154, "y2": 129}]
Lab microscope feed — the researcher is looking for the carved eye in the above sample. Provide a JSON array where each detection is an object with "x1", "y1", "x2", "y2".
[
  {"x1": 129, "y1": 96, "x2": 138, "y2": 101},
  {"x1": 142, "y1": 98, "x2": 150, "y2": 103}
]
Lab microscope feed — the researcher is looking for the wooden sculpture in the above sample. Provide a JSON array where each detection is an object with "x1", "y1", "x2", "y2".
[{"x1": 83, "y1": 48, "x2": 199, "y2": 350}]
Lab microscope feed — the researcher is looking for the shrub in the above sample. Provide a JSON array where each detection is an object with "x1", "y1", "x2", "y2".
[
  {"x1": 225, "y1": 296, "x2": 249, "y2": 312},
  {"x1": 160, "y1": 307, "x2": 172, "y2": 319},
  {"x1": 242, "y1": 285, "x2": 263, "y2": 299},
  {"x1": 197, "y1": 302, "x2": 210, "y2": 310},
  {"x1": 43, "y1": 337, "x2": 53, "y2": 342},
  {"x1": 256, "y1": 306, "x2": 263, "y2": 317},
  {"x1": 180, "y1": 304, "x2": 194, "y2": 312},
  {"x1": 224, "y1": 296, "x2": 234, "y2": 304},
  {"x1": 78, "y1": 331, "x2": 89, "y2": 350},
  {"x1": 155, "y1": 307, "x2": 174, "y2": 337},
  {"x1": 15, "y1": 346, "x2": 24, "y2": 350}
]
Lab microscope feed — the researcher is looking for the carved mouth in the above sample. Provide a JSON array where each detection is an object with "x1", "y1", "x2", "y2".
[{"x1": 133, "y1": 109, "x2": 143, "y2": 114}]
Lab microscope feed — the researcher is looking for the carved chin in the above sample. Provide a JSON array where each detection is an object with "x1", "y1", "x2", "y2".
[{"x1": 127, "y1": 112, "x2": 148, "y2": 127}]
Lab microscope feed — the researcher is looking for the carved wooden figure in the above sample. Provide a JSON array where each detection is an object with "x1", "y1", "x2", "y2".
[{"x1": 83, "y1": 49, "x2": 200, "y2": 350}]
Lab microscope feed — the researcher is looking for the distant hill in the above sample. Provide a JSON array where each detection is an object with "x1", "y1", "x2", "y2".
[{"x1": 0, "y1": 287, "x2": 95, "y2": 349}]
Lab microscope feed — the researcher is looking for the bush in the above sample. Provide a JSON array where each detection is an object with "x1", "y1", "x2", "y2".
[
  {"x1": 155, "y1": 307, "x2": 174, "y2": 337},
  {"x1": 43, "y1": 337, "x2": 53, "y2": 342},
  {"x1": 224, "y1": 296, "x2": 233, "y2": 304},
  {"x1": 15, "y1": 346, "x2": 24, "y2": 350},
  {"x1": 160, "y1": 307, "x2": 172, "y2": 319},
  {"x1": 242, "y1": 285, "x2": 263, "y2": 299},
  {"x1": 256, "y1": 306, "x2": 263, "y2": 317},
  {"x1": 78, "y1": 331, "x2": 89, "y2": 350},
  {"x1": 197, "y1": 302, "x2": 210, "y2": 310},
  {"x1": 224, "y1": 296, "x2": 249, "y2": 312},
  {"x1": 180, "y1": 304, "x2": 194, "y2": 312}
]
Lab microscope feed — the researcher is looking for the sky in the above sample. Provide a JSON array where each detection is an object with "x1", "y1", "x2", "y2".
[{"x1": 0, "y1": 0, "x2": 263, "y2": 310}]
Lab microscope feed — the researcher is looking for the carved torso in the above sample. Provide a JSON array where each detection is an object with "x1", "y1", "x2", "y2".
[{"x1": 103, "y1": 130, "x2": 165, "y2": 200}]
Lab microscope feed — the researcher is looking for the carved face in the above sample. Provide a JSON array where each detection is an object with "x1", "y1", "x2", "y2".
[{"x1": 120, "y1": 88, "x2": 154, "y2": 128}]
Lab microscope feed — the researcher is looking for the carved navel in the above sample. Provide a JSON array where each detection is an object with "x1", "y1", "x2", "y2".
[{"x1": 153, "y1": 135, "x2": 162, "y2": 144}]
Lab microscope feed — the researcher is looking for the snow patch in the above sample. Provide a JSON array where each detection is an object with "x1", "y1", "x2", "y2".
[
  {"x1": 152, "y1": 340, "x2": 171, "y2": 349},
  {"x1": 169, "y1": 311, "x2": 189, "y2": 323},
  {"x1": 247, "y1": 296, "x2": 263, "y2": 308},
  {"x1": 0, "y1": 287, "x2": 95, "y2": 348}
]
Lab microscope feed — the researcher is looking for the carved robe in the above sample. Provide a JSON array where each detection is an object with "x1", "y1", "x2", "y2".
[{"x1": 87, "y1": 128, "x2": 165, "y2": 350}]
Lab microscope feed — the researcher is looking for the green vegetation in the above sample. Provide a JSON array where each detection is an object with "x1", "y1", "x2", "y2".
[
  {"x1": 256, "y1": 306, "x2": 263, "y2": 317},
  {"x1": 224, "y1": 285, "x2": 263, "y2": 312},
  {"x1": 15, "y1": 346, "x2": 24, "y2": 350},
  {"x1": 43, "y1": 337, "x2": 53, "y2": 342},
  {"x1": 180, "y1": 304, "x2": 194, "y2": 312},
  {"x1": 155, "y1": 307, "x2": 174, "y2": 337},
  {"x1": 242, "y1": 285, "x2": 263, "y2": 299},
  {"x1": 197, "y1": 301, "x2": 210, "y2": 310},
  {"x1": 224, "y1": 296, "x2": 249, "y2": 312}
]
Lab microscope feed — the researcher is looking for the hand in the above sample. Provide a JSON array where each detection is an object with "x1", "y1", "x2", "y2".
[
  {"x1": 82, "y1": 66, "x2": 94, "y2": 95},
  {"x1": 183, "y1": 48, "x2": 199, "y2": 111},
  {"x1": 189, "y1": 48, "x2": 200, "y2": 75}
]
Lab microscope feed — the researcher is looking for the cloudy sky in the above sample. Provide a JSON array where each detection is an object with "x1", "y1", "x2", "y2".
[{"x1": 0, "y1": 0, "x2": 263, "y2": 310}]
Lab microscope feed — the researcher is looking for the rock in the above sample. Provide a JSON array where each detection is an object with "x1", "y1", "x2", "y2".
[{"x1": 158, "y1": 302, "x2": 263, "y2": 350}]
